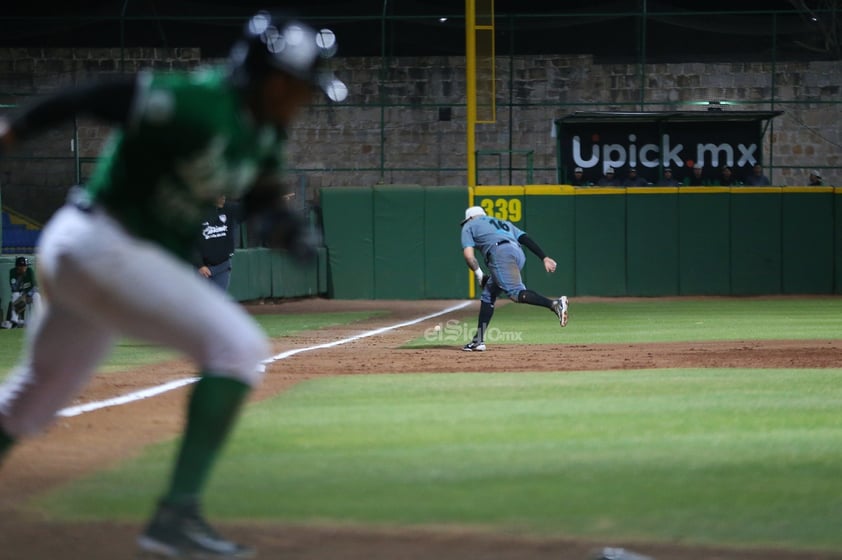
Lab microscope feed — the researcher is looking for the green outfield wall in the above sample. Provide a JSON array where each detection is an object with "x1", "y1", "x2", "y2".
[
  {"x1": 4, "y1": 186, "x2": 835, "y2": 306},
  {"x1": 321, "y1": 186, "x2": 470, "y2": 299},
  {"x1": 228, "y1": 247, "x2": 326, "y2": 302},
  {"x1": 321, "y1": 185, "x2": 839, "y2": 299}
]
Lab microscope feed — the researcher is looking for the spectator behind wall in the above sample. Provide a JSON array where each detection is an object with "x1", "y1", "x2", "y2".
[
  {"x1": 809, "y1": 170, "x2": 822, "y2": 186},
  {"x1": 570, "y1": 167, "x2": 592, "y2": 186},
  {"x1": 597, "y1": 167, "x2": 620, "y2": 186},
  {"x1": 622, "y1": 167, "x2": 649, "y2": 186},
  {"x1": 683, "y1": 163, "x2": 712, "y2": 186},
  {"x1": 745, "y1": 163, "x2": 771, "y2": 186},
  {"x1": 716, "y1": 165, "x2": 742, "y2": 186},
  {"x1": 658, "y1": 167, "x2": 680, "y2": 186}
]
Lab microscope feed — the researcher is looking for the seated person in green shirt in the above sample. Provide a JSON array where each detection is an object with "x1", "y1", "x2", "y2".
[{"x1": 3, "y1": 256, "x2": 41, "y2": 328}]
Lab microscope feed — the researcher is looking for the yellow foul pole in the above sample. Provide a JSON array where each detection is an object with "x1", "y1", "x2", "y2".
[
  {"x1": 466, "y1": 0, "x2": 477, "y2": 192},
  {"x1": 466, "y1": 0, "x2": 478, "y2": 298}
]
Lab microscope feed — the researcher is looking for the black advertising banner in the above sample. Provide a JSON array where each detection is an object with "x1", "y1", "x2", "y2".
[{"x1": 555, "y1": 114, "x2": 775, "y2": 185}]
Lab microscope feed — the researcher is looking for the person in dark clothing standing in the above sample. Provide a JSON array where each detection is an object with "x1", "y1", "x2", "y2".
[{"x1": 195, "y1": 195, "x2": 241, "y2": 292}]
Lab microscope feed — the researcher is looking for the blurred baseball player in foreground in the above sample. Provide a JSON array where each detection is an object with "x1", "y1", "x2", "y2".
[
  {"x1": 0, "y1": 11, "x2": 345, "y2": 558},
  {"x1": 461, "y1": 206, "x2": 568, "y2": 351}
]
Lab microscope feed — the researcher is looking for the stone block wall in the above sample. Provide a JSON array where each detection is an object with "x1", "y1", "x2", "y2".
[
  {"x1": 0, "y1": 47, "x2": 203, "y2": 224},
  {"x1": 1, "y1": 46, "x2": 840, "y2": 222}
]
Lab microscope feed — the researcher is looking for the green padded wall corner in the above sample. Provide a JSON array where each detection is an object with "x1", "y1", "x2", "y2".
[
  {"x1": 730, "y1": 191, "x2": 781, "y2": 295},
  {"x1": 575, "y1": 192, "x2": 626, "y2": 296},
  {"x1": 782, "y1": 190, "x2": 833, "y2": 294},
  {"x1": 373, "y1": 186, "x2": 426, "y2": 299},
  {"x1": 228, "y1": 249, "x2": 253, "y2": 301},
  {"x1": 836, "y1": 191, "x2": 842, "y2": 294},
  {"x1": 213, "y1": 248, "x2": 321, "y2": 302},
  {"x1": 626, "y1": 192, "x2": 680, "y2": 296},
  {"x1": 522, "y1": 191, "x2": 575, "y2": 298},
  {"x1": 271, "y1": 251, "x2": 318, "y2": 299},
  {"x1": 317, "y1": 247, "x2": 328, "y2": 295},
  {"x1": 321, "y1": 187, "x2": 375, "y2": 299},
  {"x1": 0, "y1": 256, "x2": 13, "y2": 312},
  {"x1": 679, "y1": 191, "x2": 730, "y2": 295},
  {"x1": 424, "y1": 187, "x2": 470, "y2": 298}
]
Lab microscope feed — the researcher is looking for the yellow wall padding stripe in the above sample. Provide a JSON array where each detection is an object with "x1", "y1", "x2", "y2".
[
  {"x1": 476, "y1": 185, "x2": 837, "y2": 195},
  {"x1": 473, "y1": 186, "x2": 525, "y2": 196}
]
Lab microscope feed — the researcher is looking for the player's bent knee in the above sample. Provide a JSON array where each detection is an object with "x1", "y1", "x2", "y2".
[{"x1": 205, "y1": 334, "x2": 270, "y2": 387}]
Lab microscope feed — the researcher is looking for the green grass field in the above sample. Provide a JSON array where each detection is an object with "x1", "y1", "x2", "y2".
[{"x1": 12, "y1": 299, "x2": 842, "y2": 552}]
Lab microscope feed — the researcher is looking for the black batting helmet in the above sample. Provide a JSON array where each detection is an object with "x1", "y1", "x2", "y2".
[
  {"x1": 15, "y1": 256, "x2": 28, "y2": 267},
  {"x1": 229, "y1": 11, "x2": 347, "y2": 102}
]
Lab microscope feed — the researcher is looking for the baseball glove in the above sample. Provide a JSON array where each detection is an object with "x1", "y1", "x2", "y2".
[
  {"x1": 13, "y1": 296, "x2": 27, "y2": 315},
  {"x1": 256, "y1": 207, "x2": 320, "y2": 263}
]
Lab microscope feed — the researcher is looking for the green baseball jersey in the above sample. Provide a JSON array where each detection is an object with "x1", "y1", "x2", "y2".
[
  {"x1": 85, "y1": 67, "x2": 285, "y2": 259},
  {"x1": 9, "y1": 266, "x2": 35, "y2": 293}
]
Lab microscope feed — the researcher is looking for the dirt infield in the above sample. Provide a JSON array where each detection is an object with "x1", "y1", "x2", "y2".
[{"x1": 2, "y1": 298, "x2": 842, "y2": 560}]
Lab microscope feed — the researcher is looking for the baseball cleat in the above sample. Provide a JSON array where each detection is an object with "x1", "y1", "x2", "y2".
[
  {"x1": 462, "y1": 341, "x2": 486, "y2": 352},
  {"x1": 137, "y1": 500, "x2": 255, "y2": 558},
  {"x1": 552, "y1": 296, "x2": 569, "y2": 327}
]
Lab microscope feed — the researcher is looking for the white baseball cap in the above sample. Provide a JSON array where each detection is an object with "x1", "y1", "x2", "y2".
[{"x1": 461, "y1": 206, "x2": 486, "y2": 224}]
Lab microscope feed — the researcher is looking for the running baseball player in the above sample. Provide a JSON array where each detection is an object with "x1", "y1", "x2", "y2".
[
  {"x1": 461, "y1": 206, "x2": 568, "y2": 351},
  {"x1": 0, "y1": 12, "x2": 344, "y2": 558}
]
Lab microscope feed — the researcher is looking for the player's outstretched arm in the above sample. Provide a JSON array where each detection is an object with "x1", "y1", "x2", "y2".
[
  {"x1": 243, "y1": 178, "x2": 320, "y2": 262},
  {"x1": 517, "y1": 233, "x2": 557, "y2": 273}
]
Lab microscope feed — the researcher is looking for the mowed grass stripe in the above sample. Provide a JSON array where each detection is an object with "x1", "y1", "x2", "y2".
[{"x1": 37, "y1": 369, "x2": 842, "y2": 551}]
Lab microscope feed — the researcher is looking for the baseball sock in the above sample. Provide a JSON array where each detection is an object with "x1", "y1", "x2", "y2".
[
  {"x1": 476, "y1": 301, "x2": 494, "y2": 342},
  {"x1": 162, "y1": 374, "x2": 250, "y2": 507},
  {"x1": 517, "y1": 289, "x2": 554, "y2": 309}
]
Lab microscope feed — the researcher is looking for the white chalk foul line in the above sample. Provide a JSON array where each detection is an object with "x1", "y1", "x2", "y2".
[
  {"x1": 57, "y1": 300, "x2": 473, "y2": 418},
  {"x1": 262, "y1": 300, "x2": 472, "y2": 364},
  {"x1": 58, "y1": 378, "x2": 199, "y2": 418}
]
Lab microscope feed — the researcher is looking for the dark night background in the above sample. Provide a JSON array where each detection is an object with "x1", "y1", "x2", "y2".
[{"x1": 0, "y1": 1, "x2": 837, "y2": 62}]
